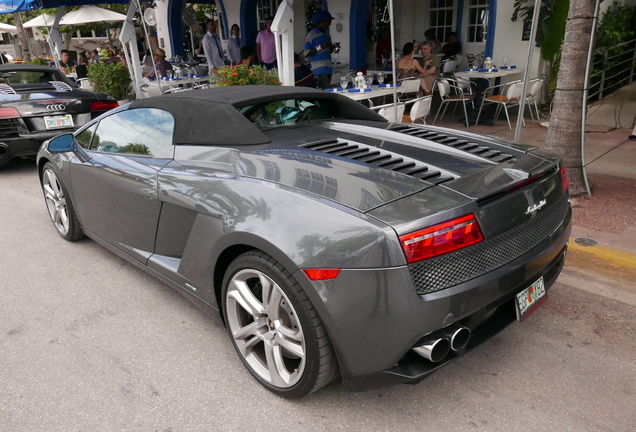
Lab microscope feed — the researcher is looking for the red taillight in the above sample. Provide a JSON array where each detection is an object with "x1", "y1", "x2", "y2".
[
  {"x1": 560, "y1": 164, "x2": 569, "y2": 193},
  {"x1": 303, "y1": 269, "x2": 341, "y2": 281},
  {"x1": 0, "y1": 107, "x2": 20, "y2": 118},
  {"x1": 399, "y1": 214, "x2": 484, "y2": 263},
  {"x1": 90, "y1": 100, "x2": 119, "y2": 111}
]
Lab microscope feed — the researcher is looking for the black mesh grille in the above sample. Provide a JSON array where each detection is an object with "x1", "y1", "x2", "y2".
[
  {"x1": 0, "y1": 118, "x2": 23, "y2": 138},
  {"x1": 390, "y1": 124, "x2": 515, "y2": 163},
  {"x1": 300, "y1": 139, "x2": 454, "y2": 184},
  {"x1": 409, "y1": 198, "x2": 570, "y2": 295}
]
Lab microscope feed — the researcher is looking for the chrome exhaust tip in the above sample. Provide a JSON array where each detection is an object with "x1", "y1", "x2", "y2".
[
  {"x1": 412, "y1": 337, "x2": 451, "y2": 363},
  {"x1": 437, "y1": 325, "x2": 471, "y2": 352}
]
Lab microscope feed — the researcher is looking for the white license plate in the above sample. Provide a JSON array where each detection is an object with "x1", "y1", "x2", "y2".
[
  {"x1": 515, "y1": 276, "x2": 547, "y2": 321},
  {"x1": 44, "y1": 115, "x2": 74, "y2": 130}
]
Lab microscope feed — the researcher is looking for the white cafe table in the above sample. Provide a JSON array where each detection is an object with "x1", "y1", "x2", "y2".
[
  {"x1": 454, "y1": 68, "x2": 524, "y2": 81},
  {"x1": 142, "y1": 75, "x2": 210, "y2": 97},
  {"x1": 337, "y1": 85, "x2": 401, "y2": 103}
]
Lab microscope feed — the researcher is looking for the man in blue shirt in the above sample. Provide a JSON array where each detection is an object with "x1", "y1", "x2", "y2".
[{"x1": 304, "y1": 10, "x2": 334, "y2": 89}]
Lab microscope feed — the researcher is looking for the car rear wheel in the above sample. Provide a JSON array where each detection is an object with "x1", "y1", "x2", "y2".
[
  {"x1": 222, "y1": 251, "x2": 338, "y2": 398},
  {"x1": 41, "y1": 162, "x2": 82, "y2": 241}
]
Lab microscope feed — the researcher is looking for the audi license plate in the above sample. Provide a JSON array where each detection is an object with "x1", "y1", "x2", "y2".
[
  {"x1": 515, "y1": 276, "x2": 547, "y2": 321},
  {"x1": 44, "y1": 115, "x2": 73, "y2": 130}
]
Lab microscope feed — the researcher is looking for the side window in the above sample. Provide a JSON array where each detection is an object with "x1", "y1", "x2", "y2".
[
  {"x1": 89, "y1": 108, "x2": 175, "y2": 158},
  {"x1": 75, "y1": 123, "x2": 97, "y2": 149}
]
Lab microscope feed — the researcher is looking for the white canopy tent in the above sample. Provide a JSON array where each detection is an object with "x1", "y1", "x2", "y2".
[
  {"x1": 59, "y1": 5, "x2": 127, "y2": 26},
  {"x1": 22, "y1": 13, "x2": 56, "y2": 28},
  {"x1": 0, "y1": 22, "x2": 17, "y2": 34}
]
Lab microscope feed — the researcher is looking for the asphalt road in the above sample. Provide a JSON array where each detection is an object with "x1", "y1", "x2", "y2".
[{"x1": 1, "y1": 158, "x2": 635, "y2": 432}]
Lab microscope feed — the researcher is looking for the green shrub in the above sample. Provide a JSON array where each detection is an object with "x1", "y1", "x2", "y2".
[
  {"x1": 87, "y1": 62, "x2": 132, "y2": 100},
  {"x1": 24, "y1": 57, "x2": 50, "y2": 66},
  {"x1": 211, "y1": 64, "x2": 281, "y2": 87}
]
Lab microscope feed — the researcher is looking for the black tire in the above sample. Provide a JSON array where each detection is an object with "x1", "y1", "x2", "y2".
[
  {"x1": 222, "y1": 251, "x2": 338, "y2": 398},
  {"x1": 41, "y1": 162, "x2": 83, "y2": 241}
]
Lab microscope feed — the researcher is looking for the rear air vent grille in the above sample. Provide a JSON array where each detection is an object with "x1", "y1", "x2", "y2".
[
  {"x1": 0, "y1": 83, "x2": 17, "y2": 95},
  {"x1": 300, "y1": 139, "x2": 455, "y2": 184},
  {"x1": 390, "y1": 124, "x2": 515, "y2": 163},
  {"x1": 49, "y1": 81, "x2": 74, "y2": 92},
  {"x1": 0, "y1": 118, "x2": 23, "y2": 138}
]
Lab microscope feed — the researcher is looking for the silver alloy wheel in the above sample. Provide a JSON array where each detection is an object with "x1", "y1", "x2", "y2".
[
  {"x1": 226, "y1": 268, "x2": 306, "y2": 388},
  {"x1": 42, "y1": 168, "x2": 70, "y2": 236}
]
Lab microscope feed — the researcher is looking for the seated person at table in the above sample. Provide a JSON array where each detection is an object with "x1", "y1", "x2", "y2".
[
  {"x1": 58, "y1": 50, "x2": 76, "y2": 74},
  {"x1": 240, "y1": 45, "x2": 255, "y2": 66},
  {"x1": 294, "y1": 53, "x2": 316, "y2": 88},
  {"x1": 397, "y1": 42, "x2": 429, "y2": 96},
  {"x1": 144, "y1": 48, "x2": 173, "y2": 79},
  {"x1": 442, "y1": 32, "x2": 462, "y2": 59},
  {"x1": 90, "y1": 49, "x2": 100, "y2": 64},
  {"x1": 417, "y1": 41, "x2": 440, "y2": 94},
  {"x1": 75, "y1": 53, "x2": 89, "y2": 79},
  {"x1": 424, "y1": 29, "x2": 442, "y2": 54}
]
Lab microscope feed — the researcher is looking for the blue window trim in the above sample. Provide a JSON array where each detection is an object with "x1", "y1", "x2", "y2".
[
  {"x1": 350, "y1": 0, "x2": 369, "y2": 70},
  {"x1": 486, "y1": 0, "x2": 496, "y2": 57}
]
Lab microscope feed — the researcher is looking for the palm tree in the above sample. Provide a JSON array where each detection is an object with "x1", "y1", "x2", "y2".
[
  {"x1": 13, "y1": 12, "x2": 31, "y2": 61},
  {"x1": 545, "y1": 0, "x2": 597, "y2": 195}
]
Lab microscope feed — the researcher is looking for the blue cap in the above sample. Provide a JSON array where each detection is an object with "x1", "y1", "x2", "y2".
[{"x1": 312, "y1": 10, "x2": 334, "y2": 25}]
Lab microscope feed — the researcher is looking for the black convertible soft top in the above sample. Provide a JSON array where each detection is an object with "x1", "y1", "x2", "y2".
[{"x1": 129, "y1": 86, "x2": 385, "y2": 146}]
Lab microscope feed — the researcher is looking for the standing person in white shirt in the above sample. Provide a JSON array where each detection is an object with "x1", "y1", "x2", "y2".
[
  {"x1": 226, "y1": 24, "x2": 242, "y2": 66},
  {"x1": 202, "y1": 19, "x2": 225, "y2": 72}
]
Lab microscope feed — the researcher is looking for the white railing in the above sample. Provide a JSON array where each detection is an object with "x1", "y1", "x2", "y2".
[{"x1": 588, "y1": 38, "x2": 636, "y2": 101}]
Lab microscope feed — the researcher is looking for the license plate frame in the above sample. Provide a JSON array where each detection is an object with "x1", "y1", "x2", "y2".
[
  {"x1": 515, "y1": 276, "x2": 547, "y2": 321},
  {"x1": 44, "y1": 114, "x2": 74, "y2": 130}
]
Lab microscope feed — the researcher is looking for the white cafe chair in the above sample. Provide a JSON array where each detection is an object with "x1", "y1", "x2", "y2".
[
  {"x1": 371, "y1": 102, "x2": 406, "y2": 123},
  {"x1": 476, "y1": 80, "x2": 526, "y2": 130},
  {"x1": 408, "y1": 95, "x2": 433, "y2": 124},
  {"x1": 432, "y1": 78, "x2": 474, "y2": 127},
  {"x1": 76, "y1": 78, "x2": 94, "y2": 92}
]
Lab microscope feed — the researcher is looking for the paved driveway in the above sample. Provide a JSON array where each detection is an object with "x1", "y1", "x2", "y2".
[{"x1": 1, "y1": 158, "x2": 634, "y2": 432}]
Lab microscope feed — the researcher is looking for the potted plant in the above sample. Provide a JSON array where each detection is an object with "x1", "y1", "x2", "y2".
[
  {"x1": 87, "y1": 62, "x2": 132, "y2": 103},
  {"x1": 211, "y1": 64, "x2": 281, "y2": 87}
]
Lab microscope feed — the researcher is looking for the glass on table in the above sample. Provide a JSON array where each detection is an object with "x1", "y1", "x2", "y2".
[
  {"x1": 339, "y1": 76, "x2": 348, "y2": 89},
  {"x1": 502, "y1": 57, "x2": 508, "y2": 66}
]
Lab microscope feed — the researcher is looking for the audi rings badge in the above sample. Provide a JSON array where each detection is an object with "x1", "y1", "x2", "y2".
[{"x1": 46, "y1": 104, "x2": 66, "y2": 111}]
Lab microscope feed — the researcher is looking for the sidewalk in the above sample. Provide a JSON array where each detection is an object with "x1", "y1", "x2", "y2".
[{"x1": 431, "y1": 81, "x2": 636, "y2": 294}]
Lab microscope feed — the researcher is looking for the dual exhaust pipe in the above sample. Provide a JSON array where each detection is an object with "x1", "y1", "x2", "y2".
[{"x1": 412, "y1": 325, "x2": 471, "y2": 363}]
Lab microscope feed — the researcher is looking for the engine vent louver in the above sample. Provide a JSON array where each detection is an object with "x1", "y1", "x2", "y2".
[
  {"x1": 300, "y1": 139, "x2": 454, "y2": 184},
  {"x1": 390, "y1": 124, "x2": 515, "y2": 163},
  {"x1": 0, "y1": 83, "x2": 17, "y2": 95},
  {"x1": 49, "y1": 81, "x2": 74, "y2": 92}
]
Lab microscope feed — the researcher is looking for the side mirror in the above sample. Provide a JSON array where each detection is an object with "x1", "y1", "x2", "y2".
[{"x1": 48, "y1": 133, "x2": 74, "y2": 153}]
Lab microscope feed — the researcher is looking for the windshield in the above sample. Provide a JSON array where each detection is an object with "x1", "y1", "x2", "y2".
[
  {"x1": 0, "y1": 69, "x2": 68, "y2": 85},
  {"x1": 237, "y1": 97, "x2": 339, "y2": 129}
]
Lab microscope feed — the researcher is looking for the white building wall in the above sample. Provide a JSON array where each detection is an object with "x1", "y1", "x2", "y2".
[{"x1": 491, "y1": 1, "x2": 544, "y2": 80}]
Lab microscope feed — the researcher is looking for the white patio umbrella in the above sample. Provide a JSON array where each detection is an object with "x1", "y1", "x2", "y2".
[
  {"x1": 59, "y1": 6, "x2": 127, "y2": 26},
  {"x1": 22, "y1": 13, "x2": 56, "y2": 28},
  {"x1": 0, "y1": 23, "x2": 18, "y2": 34}
]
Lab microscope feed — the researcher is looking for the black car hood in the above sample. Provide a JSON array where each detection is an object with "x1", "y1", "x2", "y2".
[{"x1": 176, "y1": 121, "x2": 558, "y2": 214}]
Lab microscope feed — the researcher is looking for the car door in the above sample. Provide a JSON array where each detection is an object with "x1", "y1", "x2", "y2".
[{"x1": 70, "y1": 107, "x2": 175, "y2": 264}]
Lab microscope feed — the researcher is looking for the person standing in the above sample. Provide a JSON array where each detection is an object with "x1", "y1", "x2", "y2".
[
  {"x1": 227, "y1": 24, "x2": 242, "y2": 66},
  {"x1": 304, "y1": 10, "x2": 334, "y2": 89},
  {"x1": 202, "y1": 19, "x2": 225, "y2": 73},
  {"x1": 136, "y1": 34, "x2": 149, "y2": 61},
  {"x1": 256, "y1": 16, "x2": 277, "y2": 69}
]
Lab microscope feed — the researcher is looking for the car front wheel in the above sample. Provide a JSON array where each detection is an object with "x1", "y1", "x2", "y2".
[
  {"x1": 41, "y1": 162, "x2": 82, "y2": 241},
  {"x1": 222, "y1": 251, "x2": 338, "y2": 398}
]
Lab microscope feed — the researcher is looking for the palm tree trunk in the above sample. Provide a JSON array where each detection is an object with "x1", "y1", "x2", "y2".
[
  {"x1": 545, "y1": 0, "x2": 596, "y2": 196},
  {"x1": 13, "y1": 12, "x2": 31, "y2": 61}
]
